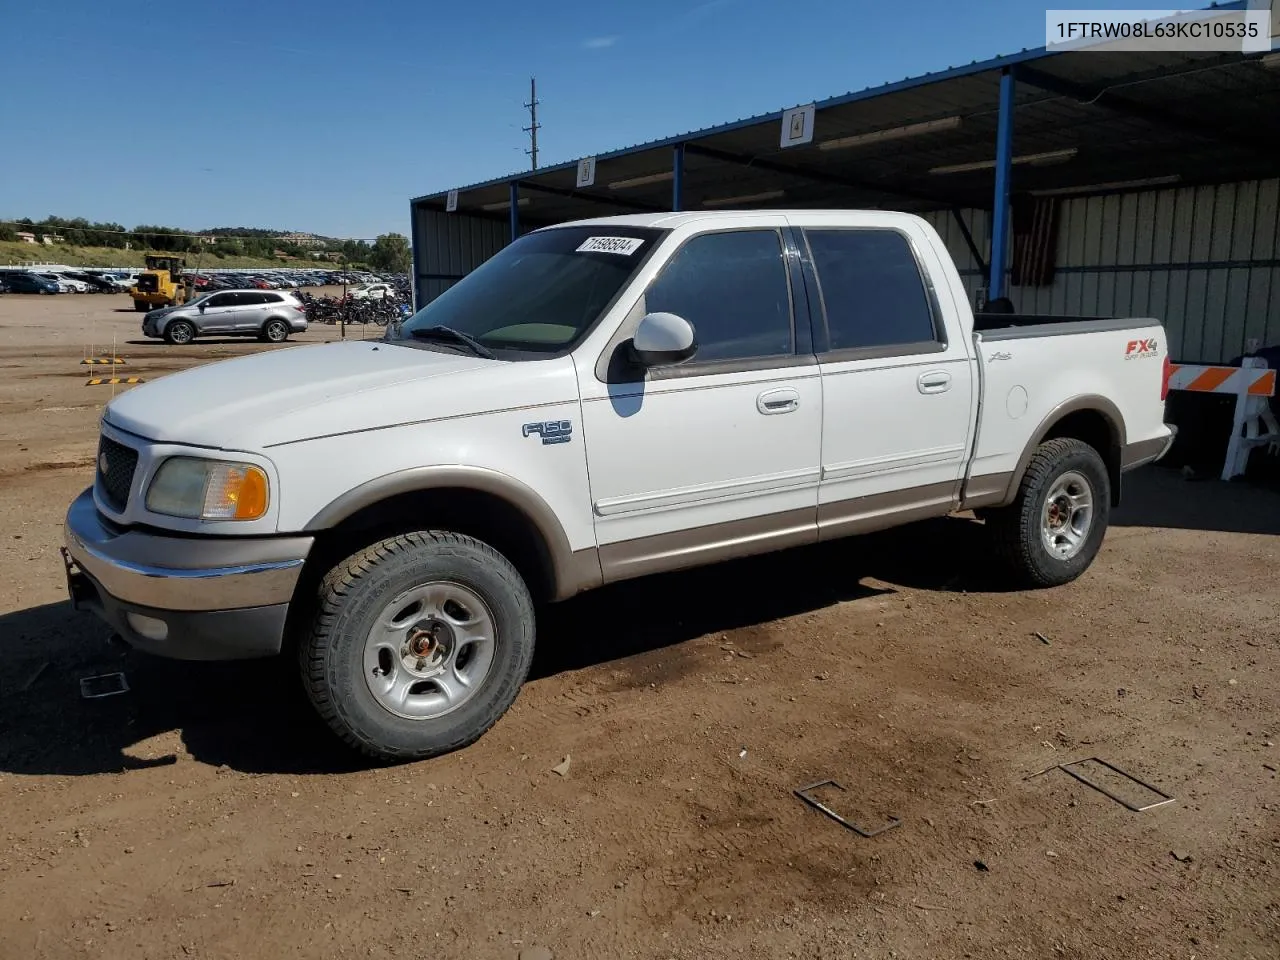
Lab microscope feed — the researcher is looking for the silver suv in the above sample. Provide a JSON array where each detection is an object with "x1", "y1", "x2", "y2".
[{"x1": 142, "y1": 290, "x2": 308, "y2": 345}]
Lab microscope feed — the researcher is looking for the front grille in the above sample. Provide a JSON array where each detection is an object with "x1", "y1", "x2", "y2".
[{"x1": 97, "y1": 436, "x2": 138, "y2": 512}]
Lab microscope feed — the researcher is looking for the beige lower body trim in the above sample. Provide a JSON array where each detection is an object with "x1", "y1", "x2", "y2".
[
  {"x1": 817, "y1": 480, "x2": 958, "y2": 539},
  {"x1": 959, "y1": 471, "x2": 1015, "y2": 510},
  {"x1": 598, "y1": 508, "x2": 816, "y2": 584},
  {"x1": 1121, "y1": 434, "x2": 1174, "y2": 471},
  {"x1": 593, "y1": 481, "x2": 965, "y2": 586}
]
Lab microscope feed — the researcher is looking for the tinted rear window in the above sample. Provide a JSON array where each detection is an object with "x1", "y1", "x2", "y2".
[{"x1": 805, "y1": 229, "x2": 940, "y2": 351}]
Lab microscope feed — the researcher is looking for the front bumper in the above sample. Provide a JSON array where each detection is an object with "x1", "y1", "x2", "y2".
[{"x1": 62, "y1": 488, "x2": 313, "y2": 660}]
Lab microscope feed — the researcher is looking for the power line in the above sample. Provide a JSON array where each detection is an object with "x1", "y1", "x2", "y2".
[{"x1": 523, "y1": 76, "x2": 541, "y2": 171}]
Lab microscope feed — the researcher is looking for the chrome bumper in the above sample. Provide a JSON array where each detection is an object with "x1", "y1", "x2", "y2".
[
  {"x1": 64, "y1": 488, "x2": 310, "y2": 611},
  {"x1": 62, "y1": 488, "x2": 313, "y2": 659}
]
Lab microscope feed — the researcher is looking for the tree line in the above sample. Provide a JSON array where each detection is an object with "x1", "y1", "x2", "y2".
[{"x1": 0, "y1": 216, "x2": 412, "y2": 273}]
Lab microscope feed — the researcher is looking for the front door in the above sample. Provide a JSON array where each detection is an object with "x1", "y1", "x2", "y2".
[
  {"x1": 578, "y1": 222, "x2": 823, "y2": 582},
  {"x1": 793, "y1": 222, "x2": 976, "y2": 536},
  {"x1": 196, "y1": 292, "x2": 242, "y2": 333}
]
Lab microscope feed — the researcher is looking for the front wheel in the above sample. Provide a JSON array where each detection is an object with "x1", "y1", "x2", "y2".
[
  {"x1": 300, "y1": 531, "x2": 536, "y2": 762},
  {"x1": 987, "y1": 437, "x2": 1110, "y2": 588},
  {"x1": 164, "y1": 319, "x2": 196, "y2": 345}
]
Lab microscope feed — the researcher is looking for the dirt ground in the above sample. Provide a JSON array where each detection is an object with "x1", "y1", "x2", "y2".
[{"x1": 0, "y1": 292, "x2": 1277, "y2": 960}]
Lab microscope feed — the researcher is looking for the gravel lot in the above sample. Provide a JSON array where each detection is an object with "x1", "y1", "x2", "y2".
[{"x1": 1, "y1": 292, "x2": 1277, "y2": 960}]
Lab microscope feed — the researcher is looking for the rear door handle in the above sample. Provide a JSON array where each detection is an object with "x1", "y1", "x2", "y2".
[
  {"x1": 757, "y1": 387, "x2": 800, "y2": 415},
  {"x1": 917, "y1": 371, "x2": 952, "y2": 394}
]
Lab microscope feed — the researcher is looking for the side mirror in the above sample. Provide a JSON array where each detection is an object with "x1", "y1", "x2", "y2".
[
  {"x1": 630, "y1": 312, "x2": 697, "y2": 366},
  {"x1": 198, "y1": 301, "x2": 207, "y2": 310}
]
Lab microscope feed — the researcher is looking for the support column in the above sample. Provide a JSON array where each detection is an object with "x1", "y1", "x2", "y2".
[
  {"x1": 672, "y1": 143, "x2": 685, "y2": 212},
  {"x1": 509, "y1": 181, "x2": 520, "y2": 242},
  {"x1": 988, "y1": 67, "x2": 1016, "y2": 301}
]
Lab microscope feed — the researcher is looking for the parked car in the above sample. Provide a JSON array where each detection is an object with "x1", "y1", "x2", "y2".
[
  {"x1": 67, "y1": 271, "x2": 120, "y2": 293},
  {"x1": 140, "y1": 289, "x2": 308, "y2": 344},
  {"x1": 346, "y1": 282, "x2": 397, "y2": 301},
  {"x1": 35, "y1": 272, "x2": 89, "y2": 293},
  {"x1": 5, "y1": 272, "x2": 60, "y2": 294},
  {"x1": 59, "y1": 210, "x2": 1177, "y2": 762}
]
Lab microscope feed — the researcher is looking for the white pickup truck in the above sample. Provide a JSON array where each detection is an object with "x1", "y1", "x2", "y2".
[{"x1": 63, "y1": 211, "x2": 1174, "y2": 761}]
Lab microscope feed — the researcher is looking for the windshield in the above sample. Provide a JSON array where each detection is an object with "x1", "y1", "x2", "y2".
[{"x1": 395, "y1": 225, "x2": 664, "y2": 356}]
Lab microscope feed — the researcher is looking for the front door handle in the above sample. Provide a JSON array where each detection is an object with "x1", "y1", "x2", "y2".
[
  {"x1": 917, "y1": 371, "x2": 952, "y2": 394},
  {"x1": 757, "y1": 387, "x2": 800, "y2": 415}
]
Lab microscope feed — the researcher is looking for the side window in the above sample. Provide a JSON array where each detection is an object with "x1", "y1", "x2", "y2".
[
  {"x1": 206, "y1": 294, "x2": 231, "y2": 307},
  {"x1": 805, "y1": 229, "x2": 940, "y2": 352},
  {"x1": 644, "y1": 230, "x2": 792, "y2": 364}
]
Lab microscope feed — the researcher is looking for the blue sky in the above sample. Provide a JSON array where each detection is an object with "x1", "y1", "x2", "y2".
[{"x1": 6, "y1": 0, "x2": 1161, "y2": 238}]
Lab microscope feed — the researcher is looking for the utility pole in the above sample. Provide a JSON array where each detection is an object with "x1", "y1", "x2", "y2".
[{"x1": 523, "y1": 77, "x2": 541, "y2": 170}]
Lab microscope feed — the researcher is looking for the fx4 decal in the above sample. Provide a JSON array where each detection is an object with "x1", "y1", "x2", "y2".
[
  {"x1": 1125, "y1": 338, "x2": 1158, "y2": 359},
  {"x1": 523, "y1": 420, "x2": 573, "y2": 445}
]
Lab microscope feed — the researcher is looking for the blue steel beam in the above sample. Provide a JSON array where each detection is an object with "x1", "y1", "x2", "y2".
[
  {"x1": 988, "y1": 67, "x2": 1016, "y2": 302},
  {"x1": 673, "y1": 143, "x2": 685, "y2": 211}
]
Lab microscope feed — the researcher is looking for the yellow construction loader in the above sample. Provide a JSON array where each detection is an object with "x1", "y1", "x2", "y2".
[{"x1": 130, "y1": 255, "x2": 190, "y2": 312}]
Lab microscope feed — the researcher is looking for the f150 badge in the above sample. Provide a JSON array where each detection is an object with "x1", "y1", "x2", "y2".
[{"x1": 523, "y1": 420, "x2": 573, "y2": 445}]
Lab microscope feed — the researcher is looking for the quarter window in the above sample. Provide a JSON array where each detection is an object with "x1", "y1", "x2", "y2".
[
  {"x1": 805, "y1": 230, "x2": 940, "y2": 351},
  {"x1": 643, "y1": 230, "x2": 792, "y2": 364}
]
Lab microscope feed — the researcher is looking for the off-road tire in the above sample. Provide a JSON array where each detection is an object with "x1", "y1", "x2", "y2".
[
  {"x1": 164, "y1": 319, "x2": 195, "y2": 345},
  {"x1": 987, "y1": 437, "x2": 1110, "y2": 588},
  {"x1": 300, "y1": 531, "x2": 535, "y2": 762}
]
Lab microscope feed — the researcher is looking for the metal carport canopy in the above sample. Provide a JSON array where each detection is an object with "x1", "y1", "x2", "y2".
[{"x1": 415, "y1": 40, "x2": 1278, "y2": 227}]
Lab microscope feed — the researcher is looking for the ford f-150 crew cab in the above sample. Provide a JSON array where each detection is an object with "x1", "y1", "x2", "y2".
[{"x1": 62, "y1": 211, "x2": 1175, "y2": 761}]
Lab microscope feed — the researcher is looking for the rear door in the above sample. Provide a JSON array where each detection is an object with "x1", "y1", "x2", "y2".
[
  {"x1": 792, "y1": 219, "x2": 976, "y2": 537},
  {"x1": 236, "y1": 292, "x2": 272, "y2": 331}
]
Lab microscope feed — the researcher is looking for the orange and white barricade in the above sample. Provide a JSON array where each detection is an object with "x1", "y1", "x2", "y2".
[{"x1": 1167, "y1": 357, "x2": 1279, "y2": 480}]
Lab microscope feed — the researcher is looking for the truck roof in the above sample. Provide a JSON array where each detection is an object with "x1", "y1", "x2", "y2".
[{"x1": 534, "y1": 210, "x2": 921, "y2": 230}]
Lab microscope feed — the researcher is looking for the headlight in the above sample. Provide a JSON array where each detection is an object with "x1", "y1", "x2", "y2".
[{"x1": 145, "y1": 457, "x2": 269, "y2": 520}]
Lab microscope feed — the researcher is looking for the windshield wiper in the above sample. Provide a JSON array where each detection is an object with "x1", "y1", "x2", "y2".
[{"x1": 408, "y1": 325, "x2": 496, "y2": 359}]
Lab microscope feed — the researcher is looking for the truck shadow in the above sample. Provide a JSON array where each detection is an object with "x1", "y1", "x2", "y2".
[{"x1": 0, "y1": 515, "x2": 1010, "y2": 779}]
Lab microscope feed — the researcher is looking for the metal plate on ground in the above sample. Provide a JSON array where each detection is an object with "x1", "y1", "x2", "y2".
[
  {"x1": 80, "y1": 673, "x2": 130, "y2": 699},
  {"x1": 794, "y1": 779, "x2": 902, "y2": 837},
  {"x1": 1029, "y1": 757, "x2": 1176, "y2": 812},
  {"x1": 1057, "y1": 757, "x2": 1176, "y2": 811}
]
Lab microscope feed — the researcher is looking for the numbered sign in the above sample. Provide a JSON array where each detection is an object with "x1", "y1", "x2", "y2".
[
  {"x1": 445, "y1": 189, "x2": 458, "y2": 212},
  {"x1": 576, "y1": 157, "x2": 597, "y2": 188},
  {"x1": 780, "y1": 103, "x2": 815, "y2": 149}
]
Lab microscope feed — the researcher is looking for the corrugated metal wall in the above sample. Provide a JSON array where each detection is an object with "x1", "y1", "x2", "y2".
[
  {"x1": 924, "y1": 178, "x2": 1280, "y2": 363},
  {"x1": 412, "y1": 207, "x2": 510, "y2": 307}
]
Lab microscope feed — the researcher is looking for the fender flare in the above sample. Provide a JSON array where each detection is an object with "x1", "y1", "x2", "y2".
[
  {"x1": 303, "y1": 464, "x2": 601, "y2": 600},
  {"x1": 1000, "y1": 394, "x2": 1126, "y2": 505}
]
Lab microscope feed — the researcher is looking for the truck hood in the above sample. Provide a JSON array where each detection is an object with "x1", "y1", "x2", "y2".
[{"x1": 102, "y1": 340, "x2": 575, "y2": 450}]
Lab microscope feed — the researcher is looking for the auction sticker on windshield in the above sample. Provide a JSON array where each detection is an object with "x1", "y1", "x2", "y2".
[{"x1": 576, "y1": 236, "x2": 645, "y2": 255}]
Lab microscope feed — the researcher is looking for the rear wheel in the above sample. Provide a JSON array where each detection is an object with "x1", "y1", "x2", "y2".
[
  {"x1": 300, "y1": 531, "x2": 535, "y2": 762},
  {"x1": 261, "y1": 318, "x2": 290, "y2": 343},
  {"x1": 164, "y1": 319, "x2": 196, "y2": 345},
  {"x1": 987, "y1": 437, "x2": 1110, "y2": 588}
]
